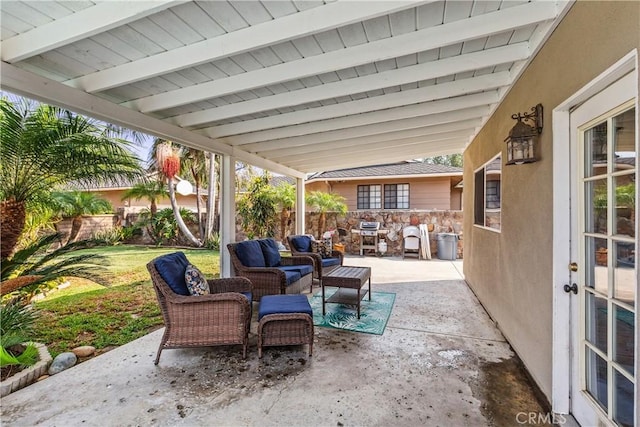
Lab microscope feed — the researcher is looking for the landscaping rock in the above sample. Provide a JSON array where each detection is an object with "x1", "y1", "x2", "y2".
[
  {"x1": 71, "y1": 346, "x2": 96, "y2": 358},
  {"x1": 48, "y1": 353, "x2": 77, "y2": 375}
]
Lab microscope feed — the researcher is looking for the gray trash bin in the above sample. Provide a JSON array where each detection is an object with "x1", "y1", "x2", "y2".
[{"x1": 436, "y1": 233, "x2": 458, "y2": 260}]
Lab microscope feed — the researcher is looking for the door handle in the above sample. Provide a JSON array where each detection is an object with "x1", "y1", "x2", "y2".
[{"x1": 563, "y1": 283, "x2": 578, "y2": 294}]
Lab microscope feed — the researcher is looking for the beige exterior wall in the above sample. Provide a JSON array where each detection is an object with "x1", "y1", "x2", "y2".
[
  {"x1": 91, "y1": 189, "x2": 202, "y2": 213},
  {"x1": 321, "y1": 177, "x2": 456, "y2": 211},
  {"x1": 450, "y1": 185, "x2": 462, "y2": 210},
  {"x1": 305, "y1": 181, "x2": 330, "y2": 193},
  {"x1": 463, "y1": 1, "x2": 639, "y2": 401}
]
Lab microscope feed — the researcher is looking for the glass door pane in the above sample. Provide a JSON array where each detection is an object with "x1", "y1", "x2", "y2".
[{"x1": 581, "y1": 106, "x2": 636, "y2": 426}]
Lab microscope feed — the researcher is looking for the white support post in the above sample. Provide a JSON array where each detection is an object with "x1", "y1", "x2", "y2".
[
  {"x1": 220, "y1": 155, "x2": 236, "y2": 278},
  {"x1": 296, "y1": 177, "x2": 306, "y2": 235}
]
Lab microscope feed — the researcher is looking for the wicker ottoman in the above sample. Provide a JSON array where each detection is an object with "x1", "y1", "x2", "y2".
[{"x1": 258, "y1": 294, "x2": 314, "y2": 358}]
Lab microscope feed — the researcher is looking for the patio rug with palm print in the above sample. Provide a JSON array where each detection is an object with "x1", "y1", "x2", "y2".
[{"x1": 310, "y1": 290, "x2": 395, "y2": 335}]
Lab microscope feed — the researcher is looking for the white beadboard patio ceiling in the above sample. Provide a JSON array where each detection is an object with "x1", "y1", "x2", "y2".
[{"x1": 0, "y1": 0, "x2": 571, "y2": 178}]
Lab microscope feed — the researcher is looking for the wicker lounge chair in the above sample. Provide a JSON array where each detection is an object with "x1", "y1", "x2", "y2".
[
  {"x1": 227, "y1": 239, "x2": 314, "y2": 301},
  {"x1": 147, "y1": 252, "x2": 253, "y2": 364},
  {"x1": 287, "y1": 234, "x2": 343, "y2": 284}
]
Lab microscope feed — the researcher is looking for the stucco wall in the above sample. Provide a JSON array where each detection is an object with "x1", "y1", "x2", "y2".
[
  {"x1": 463, "y1": 1, "x2": 639, "y2": 401},
  {"x1": 55, "y1": 214, "x2": 120, "y2": 243},
  {"x1": 93, "y1": 189, "x2": 202, "y2": 213},
  {"x1": 326, "y1": 177, "x2": 456, "y2": 211}
]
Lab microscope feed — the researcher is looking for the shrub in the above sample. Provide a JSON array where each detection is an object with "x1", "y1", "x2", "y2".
[
  {"x1": 204, "y1": 232, "x2": 221, "y2": 251},
  {"x1": 93, "y1": 227, "x2": 125, "y2": 245},
  {"x1": 136, "y1": 207, "x2": 197, "y2": 246}
]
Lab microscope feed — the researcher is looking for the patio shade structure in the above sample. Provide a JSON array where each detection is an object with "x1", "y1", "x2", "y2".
[
  {"x1": 0, "y1": 0, "x2": 572, "y2": 174},
  {"x1": 0, "y1": 0, "x2": 571, "y2": 273}
]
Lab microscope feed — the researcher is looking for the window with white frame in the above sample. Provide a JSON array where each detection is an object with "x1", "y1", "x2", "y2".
[
  {"x1": 384, "y1": 183, "x2": 409, "y2": 209},
  {"x1": 357, "y1": 185, "x2": 381, "y2": 209},
  {"x1": 474, "y1": 155, "x2": 502, "y2": 231}
]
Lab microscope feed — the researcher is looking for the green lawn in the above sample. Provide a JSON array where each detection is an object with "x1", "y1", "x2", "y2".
[{"x1": 33, "y1": 246, "x2": 220, "y2": 357}]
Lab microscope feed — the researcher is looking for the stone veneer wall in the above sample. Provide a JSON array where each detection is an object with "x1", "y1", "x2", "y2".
[
  {"x1": 237, "y1": 210, "x2": 464, "y2": 258},
  {"x1": 318, "y1": 210, "x2": 463, "y2": 258}
]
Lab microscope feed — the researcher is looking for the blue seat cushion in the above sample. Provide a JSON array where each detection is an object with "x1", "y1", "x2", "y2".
[
  {"x1": 290, "y1": 235, "x2": 312, "y2": 253},
  {"x1": 321, "y1": 257, "x2": 341, "y2": 268},
  {"x1": 240, "y1": 292, "x2": 252, "y2": 303},
  {"x1": 283, "y1": 270, "x2": 301, "y2": 286},
  {"x1": 259, "y1": 238, "x2": 282, "y2": 267},
  {"x1": 235, "y1": 240, "x2": 266, "y2": 267},
  {"x1": 258, "y1": 294, "x2": 313, "y2": 320},
  {"x1": 240, "y1": 292, "x2": 253, "y2": 319},
  {"x1": 278, "y1": 265, "x2": 314, "y2": 277},
  {"x1": 155, "y1": 252, "x2": 190, "y2": 296}
]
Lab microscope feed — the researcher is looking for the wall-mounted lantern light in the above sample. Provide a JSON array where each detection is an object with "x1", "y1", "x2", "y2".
[{"x1": 505, "y1": 103, "x2": 543, "y2": 165}]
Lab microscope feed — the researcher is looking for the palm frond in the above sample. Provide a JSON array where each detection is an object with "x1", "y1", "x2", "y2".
[{"x1": 2, "y1": 233, "x2": 112, "y2": 287}]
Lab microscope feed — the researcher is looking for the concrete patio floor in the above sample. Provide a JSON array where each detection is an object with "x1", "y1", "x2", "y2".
[{"x1": 1, "y1": 256, "x2": 551, "y2": 426}]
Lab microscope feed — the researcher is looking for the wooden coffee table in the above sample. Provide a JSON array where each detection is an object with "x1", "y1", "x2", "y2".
[{"x1": 322, "y1": 266, "x2": 371, "y2": 319}]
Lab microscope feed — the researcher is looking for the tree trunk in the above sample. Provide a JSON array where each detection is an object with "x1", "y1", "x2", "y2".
[
  {"x1": 1, "y1": 198, "x2": 26, "y2": 260},
  {"x1": 318, "y1": 212, "x2": 326, "y2": 239},
  {"x1": 194, "y1": 179, "x2": 204, "y2": 239},
  {"x1": 150, "y1": 198, "x2": 157, "y2": 218},
  {"x1": 66, "y1": 215, "x2": 83, "y2": 245},
  {"x1": 280, "y1": 208, "x2": 290, "y2": 243},
  {"x1": 205, "y1": 153, "x2": 217, "y2": 239},
  {"x1": 168, "y1": 177, "x2": 202, "y2": 247}
]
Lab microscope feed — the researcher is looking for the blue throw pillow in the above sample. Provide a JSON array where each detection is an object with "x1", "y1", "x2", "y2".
[
  {"x1": 155, "y1": 252, "x2": 190, "y2": 295},
  {"x1": 235, "y1": 240, "x2": 266, "y2": 267},
  {"x1": 259, "y1": 239, "x2": 282, "y2": 267},
  {"x1": 291, "y1": 235, "x2": 312, "y2": 252},
  {"x1": 185, "y1": 264, "x2": 209, "y2": 296}
]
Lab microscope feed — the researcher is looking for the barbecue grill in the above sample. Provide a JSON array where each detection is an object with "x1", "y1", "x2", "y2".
[{"x1": 353, "y1": 221, "x2": 388, "y2": 255}]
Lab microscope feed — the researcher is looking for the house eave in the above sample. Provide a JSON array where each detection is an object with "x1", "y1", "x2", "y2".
[{"x1": 306, "y1": 172, "x2": 464, "y2": 183}]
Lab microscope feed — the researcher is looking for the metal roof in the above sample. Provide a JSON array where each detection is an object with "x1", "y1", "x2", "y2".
[{"x1": 0, "y1": 1, "x2": 571, "y2": 177}]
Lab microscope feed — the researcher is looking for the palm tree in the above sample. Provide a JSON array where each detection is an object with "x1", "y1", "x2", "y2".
[
  {"x1": 52, "y1": 191, "x2": 113, "y2": 245},
  {"x1": 1, "y1": 233, "x2": 110, "y2": 296},
  {"x1": 151, "y1": 140, "x2": 202, "y2": 247},
  {"x1": 121, "y1": 181, "x2": 167, "y2": 218},
  {"x1": 0, "y1": 99, "x2": 144, "y2": 260},
  {"x1": 306, "y1": 191, "x2": 347, "y2": 238},
  {"x1": 181, "y1": 146, "x2": 208, "y2": 238},
  {"x1": 237, "y1": 173, "x2": 278, "y2": 239},
  {"x1": 273, "y1": 182, "x2": 296, "y2": 243}
]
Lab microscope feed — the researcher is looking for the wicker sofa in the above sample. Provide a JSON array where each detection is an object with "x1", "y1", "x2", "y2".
[
  {"x1": 287, "y1": 234, "x2": 343, "y2": 284},
  {"x1": 227, "y1": 238, "x2": 315, "y2": 302},
  {"x1": 147, "y1": 252, "x2": 253, "y2": 363}
]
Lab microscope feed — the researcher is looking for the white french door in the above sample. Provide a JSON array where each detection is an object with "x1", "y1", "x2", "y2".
[{"x1": 569, "y1": 72, "x2": 637, "y2": 426}]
